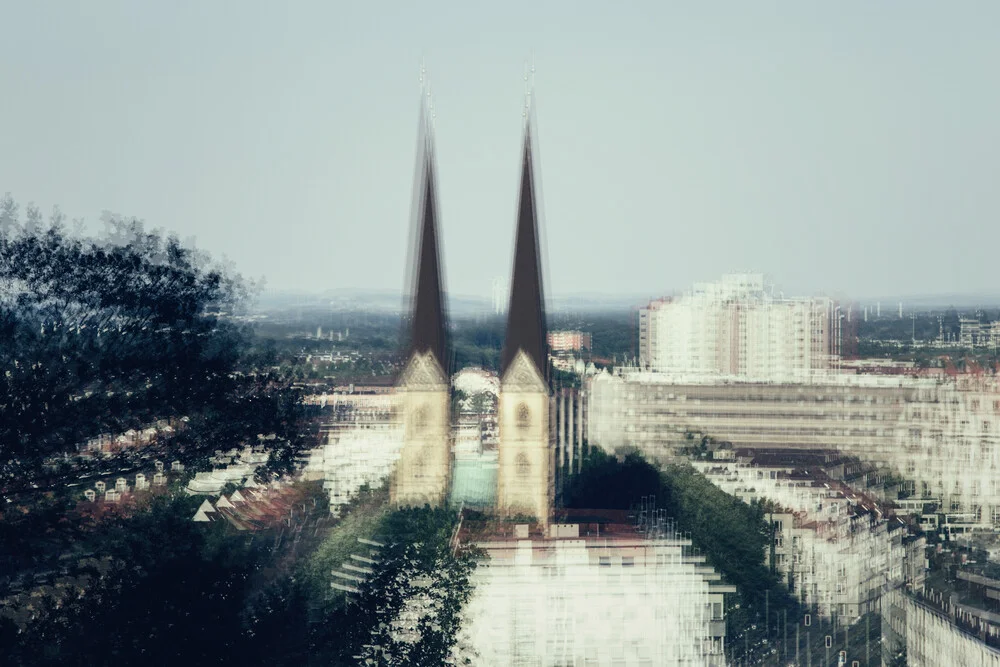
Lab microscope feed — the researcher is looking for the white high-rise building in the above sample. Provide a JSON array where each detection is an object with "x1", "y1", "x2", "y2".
[
  {"x1": 638, "y1": 273, "x2": 840, "y2": 380},
  {"x1": 492, "y1": 276, "x2": 508, "y2": 315}
]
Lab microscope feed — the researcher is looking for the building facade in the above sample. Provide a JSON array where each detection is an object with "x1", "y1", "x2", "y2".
[
  {"x1": 547, "y1": 330, "x2": 592, "y2": 353},
  {"x1": 692, "y1": 459, "x2": 906, "y2": 624},
  {"x1": 459, "y1": 514, "x2": 733, "y2": 666},
  {"x1": 588, "y1": 371, "x2": 1000, "y2": 526},
  {"x1": 638, "y1": 274, "x2": 840, "y2": 380}
]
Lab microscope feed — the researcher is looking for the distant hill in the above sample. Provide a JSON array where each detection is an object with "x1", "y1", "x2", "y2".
[{"x1": 255, "y1": 289, "x2": 648, "y2": 316}]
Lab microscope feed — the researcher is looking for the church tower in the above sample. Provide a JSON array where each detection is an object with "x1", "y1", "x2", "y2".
[
  {"x1": 392, "y1": 93, "x2": 452, "y2": 509},
  {"x1": 497, "y1": 109, "x2": 553, "y2": 523}
]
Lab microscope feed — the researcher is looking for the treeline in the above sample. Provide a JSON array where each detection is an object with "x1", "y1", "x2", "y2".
[
  {"x1": 0, "y1": 195, "x2": 240, "y2": 462},
  {"x1": 0, "y1": 484, "x2": 335, "y2": 666},
  {"x1": 0, "y1": 194, "x2": 312, "y2": 481},
  {"x1": 259, "y1": 490, "x2": 477, "y2": 666},
  {"x1": 0, "y1": 485, "x2": 479, "y2": 667}
]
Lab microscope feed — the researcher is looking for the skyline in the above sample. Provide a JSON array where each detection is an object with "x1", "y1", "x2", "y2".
[{"x1": 2, "y1": 2, "x2": 999, "y2": 300}]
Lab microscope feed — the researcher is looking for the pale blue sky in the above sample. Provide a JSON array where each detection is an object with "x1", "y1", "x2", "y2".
[{"x1": 1, "y1": 2, "x2": 998, "y2": 301}]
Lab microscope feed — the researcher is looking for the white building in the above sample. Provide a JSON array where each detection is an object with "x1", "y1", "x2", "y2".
[
  {"x1": 587, "y1": 370, "x2": 1000, "y2": 526},
  {"x1": 894, "y1": 589, "x2": 1000, "y2": 666},
  {"x1": 638, "y1": 274, "x2": 839, "y2": 380},
  {"x1": 492, "y1": 276, "x2": 509, "y2": 316},
  {"x1": 692, "y1": 459, "x2": 905, "y2": 624},
  {"x1": 458, "y1": 514, "x2": 733, "y2": 666},
  {"x1": 304, "y1": 423, "x2": 403, "y2": 515}
]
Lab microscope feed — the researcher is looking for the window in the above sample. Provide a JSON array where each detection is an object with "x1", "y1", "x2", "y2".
[
  {"x1": 599, "y1": 556, "x2": 611, "y2": 567},
  {"x1": 411, "y1": 406, "x2": 427, "y2": 435},
  {"x1": 516, "y1": 452, "x2": 530, "y2": 477},
  {"x1": 516, "y1": 403, "x2": 531, "y2": 430}
]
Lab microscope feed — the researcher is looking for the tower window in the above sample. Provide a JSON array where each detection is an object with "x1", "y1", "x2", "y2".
[
  {"x1": 516, "y1": 452, "x2": 530, "y2": 477},
  {"x1": 517, "y1": 403, "x2": 531, "y2": 429},
  {"x1": 411, "y1": 406, "x2": 427, "y2": 435}
]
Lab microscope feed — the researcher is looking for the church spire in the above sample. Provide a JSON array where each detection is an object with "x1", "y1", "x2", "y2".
[
  {"x1": 500, "y1": 118, "x2": 547, "y2": 382},
  {"x1": 405, "y1": 86, "x2": 449, "y2": 375}
]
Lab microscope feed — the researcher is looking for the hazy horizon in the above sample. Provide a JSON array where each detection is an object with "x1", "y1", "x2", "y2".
[{"x1": 3, "y1": 2, "x2": 998, "y2": 300}]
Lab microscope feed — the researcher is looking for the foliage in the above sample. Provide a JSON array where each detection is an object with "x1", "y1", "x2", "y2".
[
  {"x1": 0, "y1": 197, "x2": 255, "y2": 469},
  {"x1": 350, "y1": 507, "x2": 476, "y2": 666},
  {"x1": 303, "y1": 504, "x2": 478, "y2": 666},
  {"x1": 300, "y1": 483, "x2": 389, "y2": 596},
  {"x1": 886, "y1": 642, "x2": 907, "y2": 667},
  {"x1": 563, "y1": 448, "x2": 662, "y2": 510},
  {"x1": 2, "y1": 493, "x2": 251, "y2": 665}
]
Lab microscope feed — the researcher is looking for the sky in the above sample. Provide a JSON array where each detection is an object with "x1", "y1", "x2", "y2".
[{"x1": 1, "y1": 2, "x2": 998, "y2": 302}]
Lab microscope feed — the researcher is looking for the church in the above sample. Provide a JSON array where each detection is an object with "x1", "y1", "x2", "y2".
[
  {"x1": 389, "y1": 78, "x2": 732, "y2": 665},
  {"x1": 392, "y1": 80, "x2": 556, "y2": 523}
]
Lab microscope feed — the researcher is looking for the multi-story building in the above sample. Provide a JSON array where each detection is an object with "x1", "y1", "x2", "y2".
[
  {"x1": 458, "y1": 511, "x2": 734, "y2": 666},
  {"x1": 960, "y1": 317, "x2": 986, "y2": 347},
  {"x1": 882, "y1": 586, "x2": 1000, "y2": 666},
  {"x1": 304, "y1": 423, "x2": 403, "y2": 515},
  {"x1": 547, "y1": 330, "x2": 592, "y2": 353},
  {"x1": 638, "y1": 274, "x2": 841, "y2": 380},
  {"x1": 692, "y1": 459, "x2": 906, "y2": 624},
  {"x1": 588, "y1": 370, "x2": 1000, "y2": 526},
  {"x1": 492, "y1": 276, "x2": 508, "y2": 316}
]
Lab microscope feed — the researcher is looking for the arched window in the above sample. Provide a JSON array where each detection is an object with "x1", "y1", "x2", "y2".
[
  {"x1": 516, "y1": 452, "x2": 530, "y2": 477},
  {"x1": 516, "y1": 403, "x2": 531, "y2": 430},
  {"x1": 411, "y1": 406, "x2": 427, "y2": 436}
]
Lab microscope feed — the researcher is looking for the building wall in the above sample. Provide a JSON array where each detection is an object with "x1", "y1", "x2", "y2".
[
  {"x1": 588, "y1": 372, "x2": 1000, "y2": 525},
  {"x1": 462, "y1": 536, "x2": 729, "y2": 666},
  {"x1": 392, "y1": 353, "x2": 451, "y2": 508},
  {"x1": 548, "y1": 330, "x2": 592, "y2": 353},
  {"x1": 693, "y1": 461, "x2": 905, "y2": 624},
  {"x1": 393, "y1": 388, "x2": 450, "y2": 507},
  {"x1": 904, "y1": 594, "x2": 1000, "y2": 667},
  {"x1": 308, "y1": 424, "x2": 403, "y2": 515},
  {"x1": 638, "y1": 274, "x2": 838, "y2": 379},
  {"x1": 497, "y1": 382, "x2": 552, "y2": 522}
]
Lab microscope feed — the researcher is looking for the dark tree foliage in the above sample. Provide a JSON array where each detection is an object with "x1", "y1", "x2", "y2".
[
  {"x1": 563, "y1": 448, "x2": 663, "y2": 510},
  {"x1": 1, "y1": 495, "x2": 254, "y2": 666},
  {"x1": 310, "y1": 506, "x2": 477, "y2": 666},
  {"x1": 0, "y1": 200, "x2": 254, "y2": 470},
  {"x1": 1, "y1": 484, "x2": 337, "y2": 667}
]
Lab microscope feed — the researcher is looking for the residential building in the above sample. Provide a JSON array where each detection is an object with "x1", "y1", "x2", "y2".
[
  {"x1": 458, "y1": 510, "x2": 734, "y2": 666},
  {"x1": 587, "y1": 370, "x2": 1000, "y2": 526},
  {"x1": 887, "y1": 588, "x2": 1000, "y2": 666},
  {"x1": 547, "y1": 330, "x2": 592, "y2": 353},
  {"x1": 638, "y1": 274, "x2": 840, "y2": 380},
  {"x1": 305, "y1": 423, "x2": 403, "y2": 516},
  {"x1": 691, "y1": 459, "x2": 906, "y2": 624}
]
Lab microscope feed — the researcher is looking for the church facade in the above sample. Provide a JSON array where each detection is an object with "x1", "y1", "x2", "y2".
[{"x1": 391, "y1": 89, "x2": 554, "y2": 524}]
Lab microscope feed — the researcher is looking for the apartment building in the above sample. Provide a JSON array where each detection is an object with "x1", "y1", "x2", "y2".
[
  {"x1": 303, "y1": 423, "x2": 403, "y2": 515},
  {"x1": 691, "y1": 459, "x2": 906, "y2": 624},
  {"x1": 458, "y1": 511, "x2": 734, "y2": 666},
  {"x1": 638, "y1": 274, "x2": 840, "y2": 379},
  {"x1": 587, "y1": 371, "x2": 1000, "y2": 526},
  {"x1": 547, "y1": 330, "x2": 592, "y2": 353}
]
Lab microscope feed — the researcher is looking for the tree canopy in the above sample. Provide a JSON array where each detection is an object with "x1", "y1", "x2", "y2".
[{"x1": 0, "y1": 195, "x2": 256, "y2": 470}]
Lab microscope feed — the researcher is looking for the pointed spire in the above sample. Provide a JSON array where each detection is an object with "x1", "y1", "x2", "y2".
[
  {"x1": 500, "y1": 119, "x2": 547, "y2": 381},
  {"x1": 405, "y1": 85, "x2": 449, "y2": 374}
]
